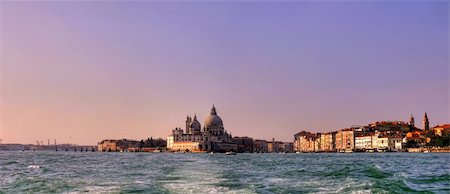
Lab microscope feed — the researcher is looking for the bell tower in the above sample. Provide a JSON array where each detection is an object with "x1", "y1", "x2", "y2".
[
  {"x1": 409, "y1": 114, "x2": 415, "y2": 128},
  {"x1": 186, "y1": 115, "x2": 192, "y2": 134},
  {"x1": 423, "y1": 112, "x2": 429, "y2": 131}
]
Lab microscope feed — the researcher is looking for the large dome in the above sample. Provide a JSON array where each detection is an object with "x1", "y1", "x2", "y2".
[
  {"x1": 204, "y1": 105, "x2": 223, "y2": 128},
  {"x1": 205, "y1": 115, "x2": 223, "y2": 128}
]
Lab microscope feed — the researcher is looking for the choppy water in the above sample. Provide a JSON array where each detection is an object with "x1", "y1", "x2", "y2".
[{"x1": 0, "y1": 152, "x2": 449, "y2": 193}]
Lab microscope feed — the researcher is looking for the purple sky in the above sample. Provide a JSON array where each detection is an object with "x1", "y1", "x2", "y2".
[{"x1": 1, "y1": 1, "x2": 449, "y2": 145}]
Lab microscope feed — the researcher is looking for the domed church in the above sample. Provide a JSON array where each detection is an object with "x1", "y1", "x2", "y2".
[{"x1": 167, "y1": 105, "x2": 237, "y2": 152}]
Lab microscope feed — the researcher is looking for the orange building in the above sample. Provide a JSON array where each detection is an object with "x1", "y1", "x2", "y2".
[
  {"x1": 336, "y1": 128, "x2": 354, "y2": 152},
  {"x1": 432, "y1": 124, "x2": 450, "y2": 136},
  {"x1": 405, "y1": 131, "x2": 426, "y2": 143}
]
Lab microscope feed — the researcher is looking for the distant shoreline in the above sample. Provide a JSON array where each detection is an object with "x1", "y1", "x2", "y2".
[{"x1": 2, "y1": 150, "x2": 449, "y2": 153}]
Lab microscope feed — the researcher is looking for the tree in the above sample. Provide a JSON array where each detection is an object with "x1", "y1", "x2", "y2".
[
  {"x1": 139, "y1": 140, "x2": 144, "y2": 149},
  {"x1": 434, "y1": 134, "x2": 450, "y2": 147},
  {"x1": 405, "y1": 140, "x2": 419, "y2": 148},
  {"x1": 150, "y1": 137, "x2": 154, "y2": 147}
]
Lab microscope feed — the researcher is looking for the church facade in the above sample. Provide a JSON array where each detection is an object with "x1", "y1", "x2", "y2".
[{"x1": 166, "y1": 105, "x2": 237, "y2": 152}]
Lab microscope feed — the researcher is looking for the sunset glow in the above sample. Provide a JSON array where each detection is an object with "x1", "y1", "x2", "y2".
[{"x1": 1, "y1": 1, "x2": 448, "y2": 145}]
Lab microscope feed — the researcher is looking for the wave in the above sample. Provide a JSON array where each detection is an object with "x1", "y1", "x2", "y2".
[
  {"x1": 27, "y1": 165, "x2": 40, "y2": 169},
  {"x1": 1, "y1": 152, "x2": 448, "y2": 193},
  {"x1": 408, "y1": 173, "x2": 450, "y2": 184},
  {"x1": 364, "y1": 165, "x2": 392, "y2": 179}
]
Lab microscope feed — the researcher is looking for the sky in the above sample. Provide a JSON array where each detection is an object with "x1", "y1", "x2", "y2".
[{"x1": 0, "y1": 1, "x2": 448, "y2": 145}]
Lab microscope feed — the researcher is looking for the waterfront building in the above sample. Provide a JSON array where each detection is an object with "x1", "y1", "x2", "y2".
[
  {"x1": 377, "y1": 135, "x2": 389, "y2": 150},
  {"x1": 371, "y1": 133, "x2": 379, "y2": 150},
  {"x1": 253, "y1": 139, "x2": 268, "y2": 153},
  {"x1": 335, "y1": 132, "x2": 342, "y2": 151},
  {"x1": 268, "y1": 139, "x2": 284, "y2": 153},
  {"x1": 355, "y1": 134, "x2": 373, "y2": 151},
  {"x1": 98, "y1": 139, "x2": 140, "y2": 152},
  {"x1": 171, "y1": 141, "x2": 200, "y2": 152},
  {"x1": 166, "y1": 135, "x2": 174, "y2": 149},
  {"x1": 294, "y1": 131, "x2": 316, "y2": 152},
  {"x1": 376, "y1": 134, "x2": 402, "y2": 151},
  {"x1": 294, "y1": 131, "x2": 307, "y2": 152},
  {"x1": 391, "y1": 134, "x2": 403, "y2": 150},
  {"x1": 336, "y1": 129, "x2": 354, "y2": 152},
  {"x1": 277, "y1": 141, "x2": 286, "y2": 152},
  {"x1": 319, "y1": 133, "x2": 326, "y2": 152},
  {"x1": 98, "y1": 140, "x2": 118, "y2": 151},
  {"x1": 314, "y1": 134, "x2": 321, "y2": 152},
  {"x1": 267, "y1": 141, "x2": 275, "y2": 153},
  {"x1": 232, "y1": 136, "x2": 254, "y2": 153},
  {"x1": 167, "y1": 105, "x2": 237, "y2": 152},
  {"x1": 305, "y1": 136, "x2": 315, "y2": 152},
  {"x1": 283, "y1": 142, "x2": 294, "y2": 153},
  {"x1": 267, "y1": 141, "x2": 293, "y2": 153},
  {"x1": 319, "y1": 132, "x2": 336, "y2": 152}
]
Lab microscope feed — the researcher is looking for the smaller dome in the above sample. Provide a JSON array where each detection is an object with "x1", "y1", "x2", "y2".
[{"x1": 190, "y1": 115, "x2": 201, "y2": 131}]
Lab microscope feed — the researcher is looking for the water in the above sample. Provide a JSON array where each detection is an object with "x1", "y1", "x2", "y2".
[{"x1": 0, "y1": 152, "x2": 449, "y2": 193}]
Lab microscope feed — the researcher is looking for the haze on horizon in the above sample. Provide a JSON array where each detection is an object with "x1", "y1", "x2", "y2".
[{"x1": 0, "y1": 1, "x2": 448, "y2": 145}]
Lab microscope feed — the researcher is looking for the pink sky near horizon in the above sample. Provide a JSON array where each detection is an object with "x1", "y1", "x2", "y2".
[{"x1": 0, "y1": 1, "x2": 448, "y2": 145}]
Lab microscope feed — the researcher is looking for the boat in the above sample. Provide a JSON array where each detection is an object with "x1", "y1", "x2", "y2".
[
  {"x1": 225, "y1": 151, "x2": 236, "y2": 155},
  {"x1": 153, "y1": 150, "x2": 162, "y2": 153},
  {"x1": 209, "y1": 152, "x2": 214, "y2": 154},
  {"x1": 295, "y1": 151, "x2": 301, "y2": 154},
  {"x1": 423, "y1": 150, "x2": 430, "y2": 153}
]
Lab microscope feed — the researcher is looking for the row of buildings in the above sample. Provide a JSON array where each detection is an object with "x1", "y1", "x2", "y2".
[
  {"x1": 98, "y1": 106, "x2": 449, "y2": 153},
  {"x1": 294, "y1": 129, "x2": 403, "y2": 152},
  {"x1": 98, "y1": 138, "x2": 166, "y2": 152},
  {"x1": 294, "y1": 113, "x2": 450, "y2": 152}
]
